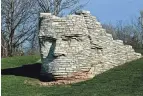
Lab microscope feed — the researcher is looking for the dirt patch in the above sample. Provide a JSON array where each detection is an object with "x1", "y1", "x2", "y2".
[{"x1": 24, "y1": 71, "x2": 94, "y2": 86}]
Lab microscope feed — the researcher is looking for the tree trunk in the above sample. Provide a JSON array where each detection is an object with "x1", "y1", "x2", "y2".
[
  {"x1": 8, "y1": 42, "x2": 13, "y2": 57},
  {"x1": 8, "y1": 35, "x2": 14, "y2": 57}
]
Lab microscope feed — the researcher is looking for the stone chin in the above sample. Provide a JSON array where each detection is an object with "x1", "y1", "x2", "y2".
[{"x1": 42, "y1": 51, "x2": 91, "y2": 79}]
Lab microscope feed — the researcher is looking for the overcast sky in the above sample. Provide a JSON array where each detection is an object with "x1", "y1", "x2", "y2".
[{"x1": 83, "y1": 0, "x2": 143, "y2": 24}]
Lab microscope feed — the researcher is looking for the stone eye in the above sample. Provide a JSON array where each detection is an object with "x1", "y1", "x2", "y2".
[
  {"x1": 71, "y1": 37, "x2": 82, "y2": 41},
  {"x1": 75, "y1": 37, "x2": 82, "y2": 41},
  {"x1": 61, "y1": 36, "x2": 83, "y2": 41},
  {"x1": 45, "y1": 37, "x2": 56, "y2": 42},
  {"x1": 62, "y1": 36, "x2": 71, "y2": 41}
]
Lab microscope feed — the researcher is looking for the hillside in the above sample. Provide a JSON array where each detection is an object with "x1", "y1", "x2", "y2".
[{"x1": 1, "y1": 55, "x2": 143, "y2": 96}]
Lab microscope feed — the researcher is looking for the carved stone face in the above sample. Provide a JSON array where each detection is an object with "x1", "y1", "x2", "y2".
[
  {"x1": 39, "y1": 13, "x2": 99, "y2": 80},
  {"x1": 40, "y1": 33, "x2": 92, "y2": 78},
  {"x1": 39, "y1": 11, "x2": 142, "y2": 82}
]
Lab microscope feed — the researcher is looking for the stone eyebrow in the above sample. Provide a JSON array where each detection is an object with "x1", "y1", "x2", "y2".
[
  {"x1": 46, "y1": 37, "x2": 56, "y2": 41},
  {"x1": 61, "y1": 35, "x2": 82, "y2": 39},
  {"x1": 62, "y1": 34, "x2": 83, "y2": 37}
]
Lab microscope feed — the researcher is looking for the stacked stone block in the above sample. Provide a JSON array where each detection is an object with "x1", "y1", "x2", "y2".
[{"x1": 39, "y1": 10, "x2": 142, "y2": 81}]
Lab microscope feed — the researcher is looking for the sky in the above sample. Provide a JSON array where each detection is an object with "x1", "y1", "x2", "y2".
[{"x1": 83, "y1": 0, "x2": 143, "y2": 24}]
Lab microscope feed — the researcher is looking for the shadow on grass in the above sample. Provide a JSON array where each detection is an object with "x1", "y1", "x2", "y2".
[
  {"x1": 1, "y1": 63, "x2": 55, "y2": 82},
  {"x1": 1, "y1": 63, "x2": 42, "y2": 79}
]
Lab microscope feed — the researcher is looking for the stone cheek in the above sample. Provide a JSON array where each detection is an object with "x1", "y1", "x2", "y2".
[
  {"x1": 39, "y1": 11, "x2": 142, "y2": 80},
  {"x1": 45, "y1": 35, "x2": 91, "y2": 78}
]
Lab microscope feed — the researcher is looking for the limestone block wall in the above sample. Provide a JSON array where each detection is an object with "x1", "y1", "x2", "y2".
[{"x1": 39, "y1": 10, "x2": 142, "y2": 80}]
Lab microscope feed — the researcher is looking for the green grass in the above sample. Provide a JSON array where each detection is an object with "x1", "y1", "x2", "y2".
[
  {"x1": 1, "y1": 55, "x2": 143, "y2": 96},
  {"x1": 1, "y1": 55, "x2": 40, "y2": 68}
]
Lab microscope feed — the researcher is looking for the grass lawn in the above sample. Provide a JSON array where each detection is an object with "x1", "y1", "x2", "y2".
[{"x1": 1, "y1": 55, "x2": 143, "y2": 96}]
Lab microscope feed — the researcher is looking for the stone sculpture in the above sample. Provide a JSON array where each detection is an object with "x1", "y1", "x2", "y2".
[{"x1": 38, "y1": 10, "x2": 142, "y2": 81}]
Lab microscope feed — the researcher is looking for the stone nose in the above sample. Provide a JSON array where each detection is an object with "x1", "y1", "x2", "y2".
[
  {"x1": 54, "y1": 40, "x2": 67, "y2": 57},
  {"x1": 54, "y1": 49, "x2": 66, "y2": 57}
]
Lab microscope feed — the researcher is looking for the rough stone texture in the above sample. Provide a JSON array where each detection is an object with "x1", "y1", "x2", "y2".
[{"x1": 38, "y1": 10, "x2": 142, "y2": 81}]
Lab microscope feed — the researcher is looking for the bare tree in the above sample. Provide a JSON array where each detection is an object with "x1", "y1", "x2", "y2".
[
  {"x1": 36, "y1": 0, "x2": 90, "y2": 16},
  {"x1": 1, "y1": 0, "x2": 37, "y2": 56},
  {"x1": 26, "y1": 0, "x2": 90, "y2": 55},
  {"x1": 140, "y1": 10, "x2": 143, "y2": 26},
  {"x1": 102, "y1": 23, "x2": 118, "y2": 39},
  {"x1": 1, "y1": 33, "x2": 8, "y2": 57},
  {"x1": 103, "y1": 18, "x2": 143, "y2": 49},
  {"x1": 140, "y1": 10, "x2": 143, "y2": 48},
  {"x1": 1, "y1": 0, "x2": 89, "y2": 57}
]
